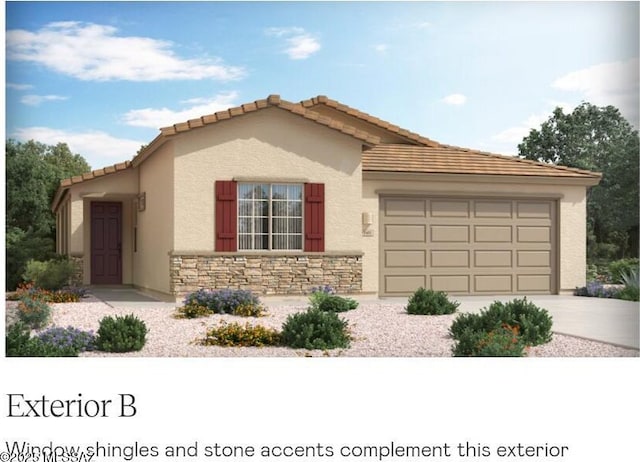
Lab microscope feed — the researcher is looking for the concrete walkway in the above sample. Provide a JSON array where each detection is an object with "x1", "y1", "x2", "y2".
[{"x1": 89, "y1": 287, "x2": 640, "y2": 350}]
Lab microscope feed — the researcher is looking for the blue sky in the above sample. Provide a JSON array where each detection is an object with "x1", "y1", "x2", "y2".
[{"x1": 5, "y1": 1, "x2": 639, "y2": 169}]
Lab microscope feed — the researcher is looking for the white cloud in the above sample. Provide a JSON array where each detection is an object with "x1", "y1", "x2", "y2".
[
  {"x1": 11, "y1": 126, "x2": 145, "y2": 168},
  {"x1": 442, "y1": 94, "x2": 467, "y2": 105},
  {"x1": 7, "y1": 83, "x2": 33, "y2": 90},
  {"x1": 6, "y1": 21, "x2": 245, "y2": 82},
  {"x1": 552, "y1": 57, "x2": 639, "y2": 127},
  {"x1": 21, "y1": 94, "x2": 68, "y2": 106},
  {"x1": 265, "y1": 27, "x2": 321, "y2": 60},
  {"x1": 122, "y1": 91, "x2": 240, "y2": 129},
  {"x1": 373, "y1": 44, "x2": 389, "y2": 54}
]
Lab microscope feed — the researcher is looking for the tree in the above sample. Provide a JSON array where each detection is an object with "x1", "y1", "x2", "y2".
[
  {"x1": 518, "y1": 103, "x2": 639, "y2": 260},
  {"x1": 5, "y1": 139, "x2": 91, "y2": 289}
]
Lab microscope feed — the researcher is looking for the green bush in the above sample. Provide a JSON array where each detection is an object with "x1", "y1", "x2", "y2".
[
  {"x1": 450, "y1": 298, "x2": 552, "y2": 347},
  {"x1": 17, "y1": 297, "x2": 52, "y2": 329},
  {"x1": 618, "y1": 268, "x2": 639, "y2": 301},
  {"x1": 316, "y1": 294, "x2": 358, "y2": 313},
  {"x1": 6, "y1": 322, "x2": 78, "y2": 357},
  {"x1": 281, "y1": 308, "x2": 350, "y2": 350},
  {"x1": 95, "y1": 314, "x2": 148, "y2": 352},
  {"x1": 608, "y1": 258, "x2": 639, "y2": 284},
  {"x1": 452, "y1": 325, "x2": 526, "y2": 357},
  {"x1": 22, "y1": 258, "x2": 75, "y2": 291},
  {"x1": 406, "y1": 287, "x2": 459, "y2": 315},
  {"x1": 201, "y1": 322, "x2": 281, "y2": 347}
]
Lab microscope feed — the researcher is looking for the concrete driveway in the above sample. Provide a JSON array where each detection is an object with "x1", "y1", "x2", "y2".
[{"x1": 89, "y1": 287, "x2": 639, "y2": 350}]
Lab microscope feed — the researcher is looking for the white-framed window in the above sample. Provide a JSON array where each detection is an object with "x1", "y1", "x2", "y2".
[{"x1": 238, "y1": 183, "x2": 303, "y2": 251}]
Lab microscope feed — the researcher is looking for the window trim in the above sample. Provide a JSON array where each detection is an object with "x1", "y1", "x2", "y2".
[{"x1": 237, "y1": 182, "x2": 304, "y2": 252}]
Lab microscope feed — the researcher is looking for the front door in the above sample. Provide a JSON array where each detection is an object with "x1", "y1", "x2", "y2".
[{"x1": 91, "y1": 202, "x2": 122, "y2": 284}]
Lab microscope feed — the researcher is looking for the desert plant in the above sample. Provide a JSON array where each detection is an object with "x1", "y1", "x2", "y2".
[
  {"x1": 95, "y1": 314, "x2": 148, "y2": 352},
  {"x1": 200, "y1": 321, "x2": 281, "y2": 347},
  {"x1": 22, "y1": 258, "x2": 75, "y2": 291},
  {"x1": 232, "y1": 303, "x2": 268, "y2": 317},
  {"x1": 405, "y1": 287, "x2": 459, "y2": 315},
  {"x1": 450, "y1": 298, "x2": 552, "y2": 347},
  {"x1": 6, "y1": 322, "x2": 78, "y2": 357},
  {"x1": 574, "y1": 281, "x2": 619, "y2": 298},
  {"x1": 281, "y1": 308, "x2": 350, "y2": 350},
  {"x1": 174, "y1": 303, "x2": 213, "y2": 319},
  {"x1": 17, "y1": 296, "x2": 52, "y2": 329},
  {"x1": 608, "y1": 258, "x2": 639, "y2": 284},
  {"x1": 617, "y1": 268, "x2": 639, "y2": 301},
  {"x1": 316, "y1": 294, "x2": 358, "y2": 313},
  {"x1": 309, "y1": 285, "x2": 336, "y2": 308},
  {"x1": 36, "y1": 326, "x2": 96, "y2": 352},
  {"x1": 183, "y1": 289, "x2": 260, "y2": 314},
  {"x1": 452, "y1": 324, "x2": 526, "y2": 357}
]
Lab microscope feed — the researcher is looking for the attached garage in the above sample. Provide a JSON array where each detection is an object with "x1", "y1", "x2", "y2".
[{"x1": 379, "y1": 195, "x2": 556, "y2": 296}]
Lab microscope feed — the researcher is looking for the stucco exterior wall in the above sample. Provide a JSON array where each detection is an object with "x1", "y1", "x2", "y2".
[
  {"x1": 135, "y1": 141, "x2": 175, "y2": 294},
  {"x1": 362, "y1": 174, "x2": 589, "y2": 295},
  {"x1": 67, "y1": 168, "x2": 138, "y2": 285},
  {"x1": 172, "y1": 107, "x2": 364, "y2": 254}
]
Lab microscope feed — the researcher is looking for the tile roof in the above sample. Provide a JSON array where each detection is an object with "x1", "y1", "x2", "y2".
[
  {"x1": 362, "y1": 144, "x2": 602, "y2": 180},
  {"x1": 299, "y1": 95, "x2": 442, "y2": 147}
]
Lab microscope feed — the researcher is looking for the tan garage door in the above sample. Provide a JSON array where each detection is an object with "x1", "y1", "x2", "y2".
[{"x1": 380, "y1": 196, "x2": 556, "y2": 296}]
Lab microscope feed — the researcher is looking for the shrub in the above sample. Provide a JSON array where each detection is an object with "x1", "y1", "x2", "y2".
[
  {"x1": 10, "y1": 283, "x2": 85, "y2": 303},
  {"x1": 316, "y1": 294, "x2": 358, "y2": 313},
  {"x1": 281, "y1": 308, "x2": 350, "y2": 350},
  {"x1": 608, "y1": 258, "x2": 639, "y2": 284},
  {"x1": 17, "y1": 297, "x2": 52, "y2": 329},
  {"x1": 201, "y1": 321, "x2": 281, "y2": 347},
  {"x1": 95, "y1": 314, "x2": 148, "y2": 352},
  {"x1": 6, "y1": 323, "x2": 78, "y2": 357},
  {"x1": 36, "y1": 326, "x2": 96, "y2": 352},
  {"x1": 405, "y1": 287, "x2": 459, "y2": 315},
  {"x1": 450, "y1": 298, "x2": 552, "y2": 347},
  {"x1": 452, "y1": 324, "x2": 526, "y2": 357},
  {"x1": 574, "y1": 281, "x2": 619, "y2": 298},
  {"x1": 232, "y1": 304, "x2": 268, "y2": 317},
  {"x1": 309, "y1": 285, "x2": 337, "y2": 308},
  {"x1": 174, "y1": 304, "x2": 213, "y2": 319},
  {"x1": 618, "y1": 268, "x2": 639, "y2": 301},
  {"x1": 22, "y1": 258, "x2": 75, "y2": 291},
  {"x1": 183, "y1": 289, "x2": 260, "y2": 314}
]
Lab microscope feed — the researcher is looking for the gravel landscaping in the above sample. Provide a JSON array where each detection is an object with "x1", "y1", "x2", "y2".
[{"x1": 5, "y1": 295, "x2": 638, "y2": 357}]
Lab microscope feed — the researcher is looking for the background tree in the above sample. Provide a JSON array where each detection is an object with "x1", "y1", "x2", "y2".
[
  {"x1": 518, "y1": 103, "x2": 639, "y2": 262},
  {"x1": 5, "y1": 139, "x2": 91, "y2": 289}
]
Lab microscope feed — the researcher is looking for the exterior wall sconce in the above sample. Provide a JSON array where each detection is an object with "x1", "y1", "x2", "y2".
[{"x1": 362, "y1": 212, "x2": 374, "y2": 236}]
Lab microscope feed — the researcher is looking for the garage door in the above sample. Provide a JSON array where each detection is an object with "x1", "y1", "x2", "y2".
[{"x1": 380, "y1": 196, "x2": 556, "y2": 296}]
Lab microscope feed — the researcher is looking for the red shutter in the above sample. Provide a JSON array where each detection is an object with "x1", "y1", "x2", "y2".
[
  {"x1": 215, "y1": 180, "x2": 237, "y2": 252},
  {"x1": 304, "y1": 183, "x2": 325, "y2": 252}
]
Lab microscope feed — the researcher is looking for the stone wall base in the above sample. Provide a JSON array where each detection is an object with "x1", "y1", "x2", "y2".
[{"x1": 170, "y1": 254, "x2": 362, "y2": 297}]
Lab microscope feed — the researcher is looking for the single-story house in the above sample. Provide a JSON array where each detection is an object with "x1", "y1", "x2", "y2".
[{"x1": 52, "y1": 94, "x2": 601, "y2": 301}]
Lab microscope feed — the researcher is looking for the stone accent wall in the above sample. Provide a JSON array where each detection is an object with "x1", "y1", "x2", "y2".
[
  {"x1": 69, "y1": 255, "x2": 84, "y2": 286},
  {"x1": 170, "y1": 253, "x2": 362, "y2": 297}
]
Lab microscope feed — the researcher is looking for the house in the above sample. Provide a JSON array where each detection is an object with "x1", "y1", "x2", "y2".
[{"x1": 52, "y1": 95, "x2": 601, "y2": 300}]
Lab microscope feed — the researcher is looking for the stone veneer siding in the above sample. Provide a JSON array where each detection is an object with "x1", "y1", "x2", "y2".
[{"x1": 170, "y1": 253, "x2": 362, "y2": 297}]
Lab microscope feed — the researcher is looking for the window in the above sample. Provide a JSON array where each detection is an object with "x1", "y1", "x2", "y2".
[{"x1": 238, "y1": 183, "x2": 303, "y2": 250}]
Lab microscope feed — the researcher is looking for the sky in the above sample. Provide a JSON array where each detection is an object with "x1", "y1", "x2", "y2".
[{"x1": 4, "y1": 1, "x2": 639, "y2": 169}]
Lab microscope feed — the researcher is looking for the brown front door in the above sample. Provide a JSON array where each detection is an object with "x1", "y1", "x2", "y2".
[{"x1": 91, "y1": 202, "x2": 122, "y2": 284}]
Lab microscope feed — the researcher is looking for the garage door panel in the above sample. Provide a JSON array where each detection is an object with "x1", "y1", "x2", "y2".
[
  {"x1": 431, "y1": 225, "x2": 469, "y2": 242},
  {"x1": 475, "y1": 201, "x2": 512, "y2": 218},
  {"x1": 475, "y1": 226, "x2": 512, "y2": 242},
  {"x1": 385, "y1": 250, "x2": 426, "y2": 268},
  {"x1": 385, "y1": 199, "x2": 426, "y2": 217},
  {"x1": 475, "y1": 275, "x2": 513, "y2": 292},
  {"x1": 475, "y1": 250, "x2": 512, "y2": 267},
  {"x1": 380, "y1": 196, "x2": 555, "y2": 296},
  {"x1": 385, "y1": 224, "x2": 426, "y2": 242},
  {"x1": 518, "y1": 201, "x2": 551, "y2": 219},
  {"x1": 431, "y1": 275, "x2": 470, "y2": 292},
  {"x1": 518, "y1": 250, "x2": 550, "y2": 267},
  {"x1": 431, "y1": 200, "x2": 470, "y2": 217},
  {"x1": 517, "y1": 226, "x2": 550, "y2": 243},
  {"x1": 517, "y1": 275, "x2": 551, "y2": 292},
  {"x1": 385, "y1": 275, "x2": 426, "y2": 294},
  {"x1": 431, "y1": 250, "x2": 469, "y2": 267}
]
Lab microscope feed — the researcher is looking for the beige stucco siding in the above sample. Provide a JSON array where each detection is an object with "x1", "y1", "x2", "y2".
[
  {"x1": 135, "y1": 141, "x2": 174, "y2": 294},
  {"x1": 362, "y1": 174, "x2": 589, "y2": 295},
  {"x1": 172, "y1": 108, "x2": 364, "y2": 253},
  {"x1": 66, "y1": 168, "x2": 138, "y2": 284}
]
